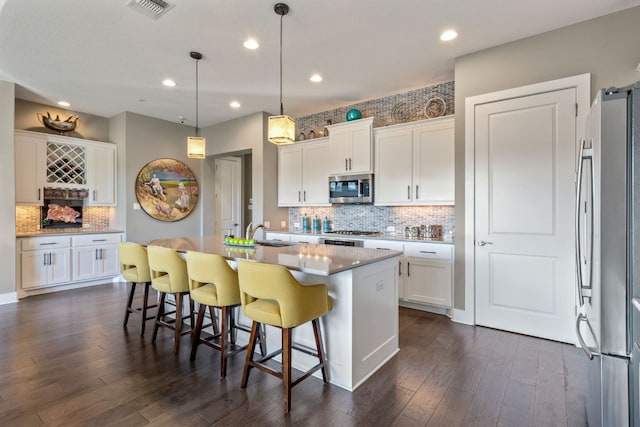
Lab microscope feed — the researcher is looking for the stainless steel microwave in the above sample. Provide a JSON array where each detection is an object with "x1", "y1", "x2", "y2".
[{"x1": 329, "y1": 174, "x2": 374, "y2": 204}]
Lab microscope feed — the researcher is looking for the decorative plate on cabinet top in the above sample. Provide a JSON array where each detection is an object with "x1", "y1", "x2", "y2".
[
  {"x1": 391, "y1": 102, "x2": 411, "y2": 124},
  {"x1": 424, "y1": 97, "x2": 446, "y2": 119}
]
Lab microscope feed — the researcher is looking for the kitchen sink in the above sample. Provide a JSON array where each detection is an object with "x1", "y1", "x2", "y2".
[{"x1": 256, "y1": 240, "x2": 295, "y2": 247}]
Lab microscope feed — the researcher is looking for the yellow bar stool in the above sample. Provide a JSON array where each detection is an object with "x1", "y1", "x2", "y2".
[
  {"x1": 119, "y1": 242, "x2": 157, "y2": 336},
  {"x1": 147, "y1": 245, "x2": 194, "y2": 354},
  {"x1": 186, "y1": 251, "x2": 256, "y2": 378},
  {"x1": 237, "y1": 260, "x2": 333, "y2": 413}
]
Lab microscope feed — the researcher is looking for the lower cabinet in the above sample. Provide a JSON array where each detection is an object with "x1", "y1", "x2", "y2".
[
  {"x1": 72, "y1": 234, "x2": 121, "y2": 281},
  {"x1": 18, "y1": 232, "x2": 123, "y2": 297},
  {"x1": 20, "y1": 236, "x2": 71, "y2": 289},
  {"x1": 364, "y1": 239, "x2": 453, "y2": 309}
]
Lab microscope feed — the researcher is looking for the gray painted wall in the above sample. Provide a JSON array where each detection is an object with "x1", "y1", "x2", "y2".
[
  {"x1": 0, "y1": 81, "x2": 16, "y2": 296},
  {"x1": 118, "y1": 112, "x2": 204, "y2": 243},
  {"x1": 15, "y1": 99, "x2": 110, "y2": 142},
  {"x1": 201, "y1": 111, "x2": 287, "y2": 235},
  {"x1": 453, "y1": 6, "x2": 640, "y2": 310}
]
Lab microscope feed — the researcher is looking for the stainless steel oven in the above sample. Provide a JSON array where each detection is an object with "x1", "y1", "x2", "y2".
[{"x1": 329, "y1": 174, "x2": 373, "y2": 204}]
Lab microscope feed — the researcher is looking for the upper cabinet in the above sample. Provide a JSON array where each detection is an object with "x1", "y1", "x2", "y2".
[
  {"x1": 15, "y1": 130, "x2": 117, "y2": 206},
  {"x1": 15, "y1": 131, "x2": 47, "y2": 205},
  {"x1": 375, "y1": 117, "x2": 454, "y2": 206},
  {"x1": 278, "y1": 138, "x2": 331, "y2": 207},
  {"x1": 86, "y1": 143, "x2": 117, "y2": 206},
  {"x1": 327, "y1": 118, "x2": 384, "y2": 175}
]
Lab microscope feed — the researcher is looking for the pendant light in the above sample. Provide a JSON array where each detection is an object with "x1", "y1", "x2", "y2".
[
  {"x1": 268, "y1": 3, "x2": 295, "y2": 145},
  {"x1": 187, "y1": 51, "x2": 206, "y2": 159}
]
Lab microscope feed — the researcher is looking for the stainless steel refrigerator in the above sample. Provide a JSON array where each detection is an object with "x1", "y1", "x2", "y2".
[{"x1": 575, "y1": 82, "x2": 639, "y2": 427}]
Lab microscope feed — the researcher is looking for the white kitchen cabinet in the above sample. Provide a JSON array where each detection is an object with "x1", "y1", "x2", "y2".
[
  {"x1": 327, "y1": 118, "x2": 383, "y2": 175},
  {"x1": 375, "y1": 117, "x2": 454, "y2": 205},
  {"x1": 15, "y1": 130, "x2": 47, "y2": 205},
  {"x1": 278, "y1": 139, "x2": 330, "y2": 206},
  {"x1": 72, "y1": 233, "x2": 122, "y2": 281},
  {"x1": 402, "y1": 242, "x2": 453, "y2": 307},
  {"x1": 86, "y1": 143, "x2": 117, "y2": 206},
  {"x1": 364, "y1": 238, "x2": 453, "y2": 309},
  {"x1": 15, "y1": 130, "x2": 117, "y2": 206},
  {"x1": 20, "y1": 236, "x2": 71, "y2": 289}
]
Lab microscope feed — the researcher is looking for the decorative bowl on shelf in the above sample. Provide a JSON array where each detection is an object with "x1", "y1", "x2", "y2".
[{"x1": 346, "y1": 109, "x2": 362, "y2": 121}]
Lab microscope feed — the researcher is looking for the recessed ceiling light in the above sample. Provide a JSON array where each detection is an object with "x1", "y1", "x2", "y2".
[
  {"x1": 310, "y1": 74, "x2": 323, "y2": 83},
  {"x1": 230, "y1": 101, "x2": 241, "y2": 108},
  {"x1": 162, "y1": 79, "x2": 176, "y2": 87},
  {"x1": 57, "y1": 101, "x2": 70, "y2": 107},
  {"x1": 243, "y1": 39, "x2": 259, "y2": 50},
  {"x1": 440, "y1": 30, "x2": 458, "y2": 41}
]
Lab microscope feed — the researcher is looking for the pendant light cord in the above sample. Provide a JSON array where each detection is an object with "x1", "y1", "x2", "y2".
[
  {"x1": 195, "y1": 57, "x2": 200, "y2": 137},
  {"x1": 279, "y1": 11, "x2": 284, "y2": 116}
]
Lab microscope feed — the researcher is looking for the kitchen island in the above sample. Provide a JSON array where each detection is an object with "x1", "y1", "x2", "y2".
[{"x1": 144, "y1": 235, "x2": 402, "y2": 391}]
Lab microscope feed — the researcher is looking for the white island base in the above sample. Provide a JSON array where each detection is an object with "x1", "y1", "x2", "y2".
[{"x1": 232, "y1": 256, "x2": 400, "y2": 392}]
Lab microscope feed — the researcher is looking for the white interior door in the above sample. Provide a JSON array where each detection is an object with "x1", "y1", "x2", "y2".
[
  {"x1": 474, "y1": 88, "x2": 576, "y2": 343},
  {"x1": 214, "y1": 157, "x2": 242, "y2": 238}
]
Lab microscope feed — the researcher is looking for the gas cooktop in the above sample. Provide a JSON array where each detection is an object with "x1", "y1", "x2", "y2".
[{"x1": 324, "y1": 230, "x2": 381, "y2": 236}]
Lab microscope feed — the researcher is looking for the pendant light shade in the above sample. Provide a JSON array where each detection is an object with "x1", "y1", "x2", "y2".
[
  {"x1": 188, "y1": 51, "x2": 206, "y2": 158},
  {"x1": 268, "y1": 3, "x2": 295, "y2": 145}
]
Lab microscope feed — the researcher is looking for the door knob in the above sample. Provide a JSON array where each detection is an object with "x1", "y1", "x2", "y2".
[{"x1": 477, "y1": 240, "x2": 493, "y2": 246}]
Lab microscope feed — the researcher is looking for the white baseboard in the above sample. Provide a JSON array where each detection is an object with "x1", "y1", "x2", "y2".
[
  {"x1": 452, "y1": 308, "x2": 474, "y2": 325},
  {"x1": 0, "y1": 292, "x2": 18, "y2": 305}
]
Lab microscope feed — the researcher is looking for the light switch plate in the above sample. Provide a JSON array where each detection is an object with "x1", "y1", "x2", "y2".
[
  {"x1": 386, "y1": 225, "x2": 395, "y2": 232},
  {"x1": 133, "y1": 203, "x2": 141, "y2": 211},
  {"x1": 264, "y1": 221, "x2": 270, "y2": 228},
  {"x1": 281, "y1": 220, "x2": 287, "y2": 227}
]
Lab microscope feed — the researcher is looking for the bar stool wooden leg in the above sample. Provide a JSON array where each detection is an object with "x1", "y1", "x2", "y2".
[
  {"x1": 312, "y1": 318, "x2": 328, "y2": 383},
  {"x1": 283, "y1": 327, "x2": 292, "y2": 413},
  {"x1": 123, "y1": 282, "x2": 137, "y2": 328},
  {"x1": 220, "y1": 306, "x2": 228, "y2": 378},
  {"x1": 152, "y1": 292, "x2": 166, "y2": 343},
  {"x1": 174, "y1": 293, "x2": 184, "y2": 354},
  {"x1": 140, "y1": 282, "x2": 150, "y2": 336},
  {"x1": 241, "y1": 321, "x2": 260, "y2": 388},
  {"x1": 208, "y1": 306, "x2": 219, "y2": 335},
  {"x1": 190, "y1": 304, "x2": 207, "y2": 362}
]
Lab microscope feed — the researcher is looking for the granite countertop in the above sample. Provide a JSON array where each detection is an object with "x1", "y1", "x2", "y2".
[
  {"x1": 267, "y1": 230, "x2": 454, "y2": 245},
  {"x1": 17, "y1": 228, "x2": 124, "y2": 238},
  {"x1": 143, "y1": 235, "x2": 402, "y2": 276}
]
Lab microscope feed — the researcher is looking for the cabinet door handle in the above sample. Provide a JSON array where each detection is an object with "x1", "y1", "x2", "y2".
[
  {"x1": 349, "y1": 158, "x2": 352, "y2": 170},
  {"x1": 38, "y1": 188, "x2": 41, "y2": 201},
  {"x1": 407, "y1": 261, "x2": 410, "y2": 277},
  {"x1": 407, "y1": 186, "x2": 411, "y2": 200},
  {"x1": 345, "y1": 158, "x2": 348, "y2": 171},
  {"x1": 298, "y1": 191, "x2": 301, "y2": 202},
  {"x1": 43, "y1": 253, "x2": 47, "y2": 266},
  {"x1": 303, "y1": 190, "x2": 306, "y2": 202},
  {"x1": 93, "y1": 190, "x2": 97, "y2": 201},
  {"x1": 48, "y1": 253, "x2": 52, "y2": 265},
  {"x1": 100, "y1": 248, "x2": 104, "y2": 260},
  {"x1": 416, "y1": 185, "x2": 419, "y2": 200},
  {"x1": 399, "y1": 260, "x2": 402, "y2": 276},
  {"x1": 95, "y1": 249, "x2": 99, "y2": 261}
]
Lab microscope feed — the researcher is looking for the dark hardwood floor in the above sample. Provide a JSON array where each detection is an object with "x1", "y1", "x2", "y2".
[{"x1": 0, "y1": 283, "x2": 588, "y2": 426}]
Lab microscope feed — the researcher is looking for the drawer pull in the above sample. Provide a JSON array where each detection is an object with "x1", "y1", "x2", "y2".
[
  {"x1": 39, "y1": 242, "x2": 58, "y2": 246},
  {"x1": 92, "y1": 239, "x2": 108, "y2": 242},
  {"x1": 419, "y1": 251, "x2": 437, "y2": 254}
]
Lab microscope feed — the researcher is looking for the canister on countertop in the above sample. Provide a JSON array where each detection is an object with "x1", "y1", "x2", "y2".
[
  {"x1": 312, "y1": 216, "x2": 321, "y2": 233},
  {"x1": 302, "y1": 214, "x2": 310, "y2": 232},
  {"x1": 322, "y1": 216, "x2": 331, "y2": 232}
]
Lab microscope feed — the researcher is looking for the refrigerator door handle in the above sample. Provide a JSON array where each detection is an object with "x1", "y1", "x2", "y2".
[
  {"x1": 576, "y1": 313, "x2": 600, "y2": 360},
  {"x1": 575, "y1": 138, "x2": 587, "y2": 306}
]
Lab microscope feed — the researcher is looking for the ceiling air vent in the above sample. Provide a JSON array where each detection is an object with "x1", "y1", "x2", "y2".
[{"x1": 126, "y1": 0, "x2": 175, "y2": 20}]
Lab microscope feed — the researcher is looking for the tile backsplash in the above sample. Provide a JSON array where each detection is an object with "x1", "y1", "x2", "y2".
[
  {"x1": 294, "y1": 81, "x2": 454, "y2": 140},
  {"x1": 16, "y1": 205, "x2": 112, "y2": 233},
  {"x1": 288, "y1": 205, "x2": 454, "y2": 238}
]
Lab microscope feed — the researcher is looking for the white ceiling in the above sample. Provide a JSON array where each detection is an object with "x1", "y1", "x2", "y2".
[{"x1": 1, "y1": 0, "x2": 638, "y2": 128}]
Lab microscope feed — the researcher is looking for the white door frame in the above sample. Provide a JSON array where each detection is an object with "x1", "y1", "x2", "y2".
[{"x1": 456, "y1": 73, "x2": 591, "y2": 325}]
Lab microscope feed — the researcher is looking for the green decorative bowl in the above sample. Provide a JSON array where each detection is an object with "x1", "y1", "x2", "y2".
[{"x1": 346, "y1": 109, "x2": 362, "y2": 121}]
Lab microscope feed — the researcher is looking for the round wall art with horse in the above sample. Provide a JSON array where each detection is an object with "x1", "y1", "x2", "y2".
[{"x1": 135, "y1": 158, "x2": 198, "y2": 222}]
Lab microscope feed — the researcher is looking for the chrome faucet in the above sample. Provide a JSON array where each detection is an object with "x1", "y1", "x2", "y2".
[{"x1": 245, "y1": 222, "x2": 265, "y2": 240}]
